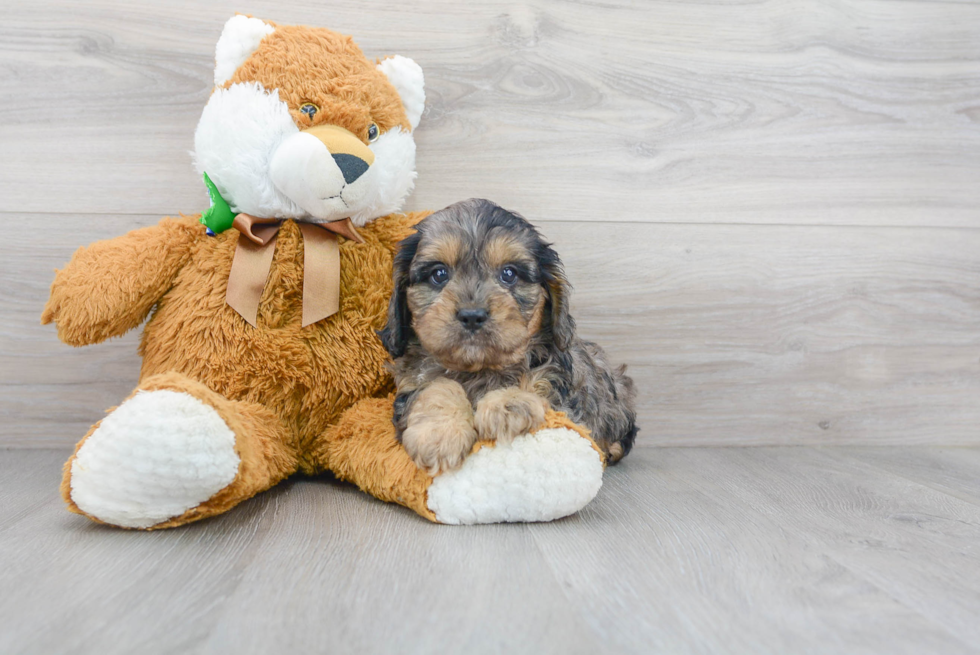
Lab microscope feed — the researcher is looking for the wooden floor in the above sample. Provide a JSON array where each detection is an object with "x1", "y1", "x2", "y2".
[{"x1": 1, "y1": 447, "x2": 979, "y2": 654}]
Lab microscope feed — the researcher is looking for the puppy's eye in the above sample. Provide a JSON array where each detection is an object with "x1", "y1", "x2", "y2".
[
  {"x1": 300, "y1": 103, "x2": 319, "y2": 119},
  {"x1": 429, "y1": 265, "x2": 450, "y2": 286},
  {"x1": 368, "y1": 123, "x2": 380, "y2": 142},
  {"x1": 499, "y1": 266, "x2": 518, "y2": 286}
]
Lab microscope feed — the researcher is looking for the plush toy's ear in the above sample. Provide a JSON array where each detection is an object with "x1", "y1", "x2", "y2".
[
  {"x1": 378, "y1": 231, "x2": 422, "y2": 358},
  {"x1": 377, "y1": 56, "x2": 425, "y2": 130},
  {"x1": 213, "y1": 15, "x2": 275, "y2": 86}
]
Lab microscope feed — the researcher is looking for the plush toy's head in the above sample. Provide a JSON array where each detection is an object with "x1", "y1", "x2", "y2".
[{"x1": 194, "y1": 16, "x2": 425, "y2": 227}]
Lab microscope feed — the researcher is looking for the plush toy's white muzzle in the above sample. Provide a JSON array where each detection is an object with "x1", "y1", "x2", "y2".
[{"x1": 269, "y1": 127, "x2": 375, "y2": 219}]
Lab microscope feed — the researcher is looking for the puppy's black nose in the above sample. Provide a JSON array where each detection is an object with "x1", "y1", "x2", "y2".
[{"x1": 457, "y1": 308, "x2": 489, "y2": 331}]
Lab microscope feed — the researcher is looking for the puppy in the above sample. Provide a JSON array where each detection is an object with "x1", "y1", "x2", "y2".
[{"x1": 379, "y1": 198, "x2": 637, "y2": 474}]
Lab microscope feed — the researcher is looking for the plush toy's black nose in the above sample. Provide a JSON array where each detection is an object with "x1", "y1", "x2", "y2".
[
  {"x1": 332, "y1": 153, "x2": 370, "y2": 184},
  {"x1": 457, "y1": 308, "x2": 489, "y2": 331}
]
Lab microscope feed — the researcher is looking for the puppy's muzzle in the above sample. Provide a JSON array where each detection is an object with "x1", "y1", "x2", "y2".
[{"x1": 456, "y1": 308, "x2": 489, "y2": 332}]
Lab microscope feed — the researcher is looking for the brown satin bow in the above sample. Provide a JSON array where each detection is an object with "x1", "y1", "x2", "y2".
[{"x1": 226, "y1": 213, "x2": 364, "y2": 327}]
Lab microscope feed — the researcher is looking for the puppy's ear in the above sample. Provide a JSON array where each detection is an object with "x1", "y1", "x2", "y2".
[
  {"x1": 379, "y1": 232, "x2": 421, "y2": 358},
  {"x1": 538, "y1": 242, "x2": 576, "y2": 351}
]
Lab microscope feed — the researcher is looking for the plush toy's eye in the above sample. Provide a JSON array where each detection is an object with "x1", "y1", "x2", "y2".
[
  {"x1": 299, "y1": 103, "x2": 319, "y2": 119},
  {"x1": 367, "y1": 123, "x2": 380, "y2": 143},
  {"x1": 429, "y1": 265, "x2": 450, "y2": 286},
  {"x1": 499, "y1": 266, "x2": 518, "y2": 286}
]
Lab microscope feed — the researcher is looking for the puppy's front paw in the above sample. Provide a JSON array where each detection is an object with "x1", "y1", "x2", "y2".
[
  {"x1": 402, "y1": 379, "x2": 478, "y2": 476},
  {"x1": 474, "y1": 388, "x2": 548, "y2": 443}
]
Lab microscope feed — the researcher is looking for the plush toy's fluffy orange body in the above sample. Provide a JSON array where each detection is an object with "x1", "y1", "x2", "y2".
[
  {"x1": 41, "y1": 17, "x2": 604, "y2": 529},
  {"x1": 45, "y1": 212, "x2": 442, "y2": 526}
]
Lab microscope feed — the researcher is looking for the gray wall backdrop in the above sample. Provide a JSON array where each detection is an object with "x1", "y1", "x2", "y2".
[{"x1": 2, "y1": 0, "x2": 978, "y2": 447}]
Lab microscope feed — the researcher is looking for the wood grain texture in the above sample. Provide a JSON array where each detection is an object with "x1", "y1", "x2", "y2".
[
  {"x1": 2, "y1": 447, "x2": 979, "y2": 654},
  {"x1": 531, "y1": 447, "x2": 980, "y2": 654},
  {"x1": 0, "y1": 0, "x2": 978, "y2": 224},
  {"x1": 665, "y1": 447, "x2": 980, "y2": 647},
  {"x1": 199, "y1": 479, "x2": 605, "y2": 654},
  {"x1": 841, "y1": 447, "x2": 980, "y2": 506}
]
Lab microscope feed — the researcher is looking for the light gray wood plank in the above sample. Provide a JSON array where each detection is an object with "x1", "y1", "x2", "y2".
[
  {"x1": 0, "y1": 0, "x2": 978, "y2": 225},
  {"x1": 0, "y1": 449, "x2": 66, "y2": 530},
  {"x1": 3, "y1": 449, "x2": 979, "y2": 654},
  {"x1": 840, "y1": 447, "x2": 980, "y2": 506},
  {"x1": 0, "y1": 381, "x2": 140, "y2": 448},
  {"x1": 530, "y1": 448, "x2": 979, "y2": 655},
  {"x1": 0, "y1": 449, "x2": 282, "y2": 655},
  {"x1": 660, "y1": 447, "x2": 980, "y2": 648},
  {"x1": 549, "y1": 221, "x2": 980, "y2": 446},
  {"x1": 200, "y1": 478, "x2": 604, "y2": 655},
  {"x1": 7, "y1": 216, "x2": 979, "y2": 447}
]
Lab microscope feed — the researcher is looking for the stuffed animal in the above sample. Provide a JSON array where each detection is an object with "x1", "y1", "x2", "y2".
[{"x1": 41, "y1": 16, "x2": 605, "y2": 528}]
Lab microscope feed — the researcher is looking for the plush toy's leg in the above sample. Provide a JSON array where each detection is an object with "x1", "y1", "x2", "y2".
[
  {"x1": 62, "y1": 372, "x2": 298, "y2": 529},
  {"x1": 313, "y1": 397, "x2": 606, "y2": 524},
  {"x1": 311, "y1": 397, "x2": 437, "y2": 520}
]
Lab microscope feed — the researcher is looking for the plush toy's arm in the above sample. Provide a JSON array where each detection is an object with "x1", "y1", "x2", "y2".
[{"x1": 41, "y1": 216, "x2": 200, "y2": 346}]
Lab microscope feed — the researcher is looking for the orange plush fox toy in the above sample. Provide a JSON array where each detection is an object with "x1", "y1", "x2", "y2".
[{"x1": 41, "y1": 16, "x2": 604, "y2": 528}]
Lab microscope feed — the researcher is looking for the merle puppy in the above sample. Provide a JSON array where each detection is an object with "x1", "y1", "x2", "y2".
[{"x1": 379, "y1": 198, "x2": 637, "y2": 474}]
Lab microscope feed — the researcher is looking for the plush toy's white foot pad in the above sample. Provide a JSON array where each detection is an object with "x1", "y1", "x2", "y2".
[
  {"x1": 426, "y1": 427, "x2": 603, "y2": 525},
  {"x1": 70, "y1": 390, "x2": 240, "y2": 528}
]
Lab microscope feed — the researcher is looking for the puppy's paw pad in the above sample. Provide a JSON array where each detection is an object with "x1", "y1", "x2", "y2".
[
  {"x1": 70, "y1": 390, "x2": 240, "y2": 528},
  {"x1": 403, "y1": 419, "x2": 477, "y2": 476},
  {"x1": 474, "y1": 388, "x2": 547, "y2": 442},
  {"x1": 402, "y1": 378, "x2": 477, "y2": 475}
]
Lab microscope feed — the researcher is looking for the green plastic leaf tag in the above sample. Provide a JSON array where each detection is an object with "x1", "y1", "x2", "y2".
[{"x1": 199, "y1": 172, "x2": 237, "y2": 235}]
